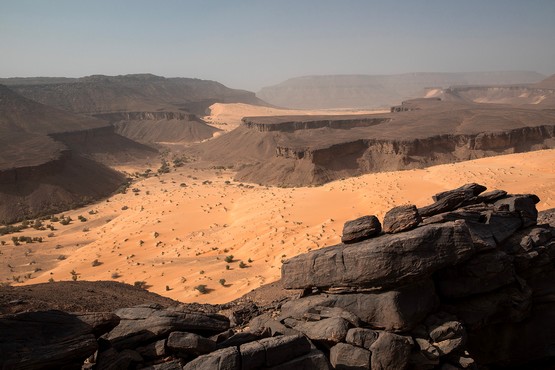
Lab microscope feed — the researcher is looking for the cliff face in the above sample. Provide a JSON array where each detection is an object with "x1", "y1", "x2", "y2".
[
  {"x1": 91, "y1": 111, "x2": 221, "y2": 144},
  {"x1": 242, "y1": 117, "x2": 390, "y2": 133},
  {"x1": 236, "y1": 125, "x2": 555, "y2": 186},
  {"x1": 0, "y1": 151, "x2": 126, "y2": 224}
]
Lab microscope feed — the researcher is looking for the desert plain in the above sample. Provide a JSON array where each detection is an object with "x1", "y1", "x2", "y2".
[{"x1": 2, "y1": 103, "x2": 554, "y2": 304}]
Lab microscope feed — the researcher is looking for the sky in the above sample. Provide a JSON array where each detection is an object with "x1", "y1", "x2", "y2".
[{"x1": 1, "y1": 0, "x2": 554, "y2": 91}]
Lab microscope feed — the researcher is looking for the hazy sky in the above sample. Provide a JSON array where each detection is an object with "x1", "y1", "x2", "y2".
[{"x1": 1, "y1": 0, "x2": 554, "y2": 91}]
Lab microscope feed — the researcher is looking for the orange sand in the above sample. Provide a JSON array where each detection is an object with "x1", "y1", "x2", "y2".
[{"x1": 2, "y1": 149, "x2": 555, "y2": 304}]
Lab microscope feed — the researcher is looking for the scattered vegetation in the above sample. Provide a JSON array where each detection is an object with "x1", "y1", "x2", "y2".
[
  {"x1": 219, "y1": 278, "x2": 226, "y2": 286},
  {"x1": 91, "y1": 259, "x2": 102, "y2": 267},
  {"x1": 134, "y1": 281, "x2": 147, "y2": 289},
  {"x1": 224, "y1": 255, "x2": 234, "y2": 263},
  {"x1": 194, "y1": 284, "x2": 208, "y2": 294},
  {"x1": 239, "y1": 261, "x2": 247, "y2": 269}
]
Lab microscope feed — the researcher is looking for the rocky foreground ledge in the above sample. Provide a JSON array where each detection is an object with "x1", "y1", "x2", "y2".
[{"x1": 1, "y1": 184, "x2": 555, "y2": 369}]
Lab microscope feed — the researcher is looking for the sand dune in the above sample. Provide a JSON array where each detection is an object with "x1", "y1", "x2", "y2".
[
  {"x1": 203, "y1": 103, "x2": 388, "y2": 131},
  {"x1": 2, "y1": 149, "x2": 554, "y2": 304}
]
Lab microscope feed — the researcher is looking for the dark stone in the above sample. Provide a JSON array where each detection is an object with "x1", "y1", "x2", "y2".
[
  {"x1": 500, "y1": 226, "x2": 554, "y2": 254},
  {"x1": 370, "y1": 332, "x2": 412, "y2": 370},
  {"x1": 421, "y1": 209, "x2": 484, "y2": 226},
  {"x1": 290, "y1": 317, "x2": 351, "y2": 344},
  {"x1": 247, "y1": 312, "x2": 301, "y2": 337},
  {"x1": 239, "y1": 334, "x2": 311, "y2": 369},
  {"x1": 75, "y1": 312, "x2": 120, "y2": 338},
  {"x1": 104, "y1": 305, "x2": 229, "y2": 350},
  {"x1": 495, "y1": 195, "x2": 539, "y2": 228},
  {"x1": 435, "y1": 251, "x2": 515, "y2": 299},
  {"x1": 263, "y1": 348, "x2": 331, "y2": 370},
  {"x1": 428, "y1": 320, "x2": 467, "y2": 356},
  {"x1": 0, "y1": 310, "x2": 98, "y2": 370},
  {"x1": 484, "y1": 211, "x2": 523, "y2": 244},
  {"x1": 442, "y1": 280, "x2": 532, "y2": 330},
  {"x1": 383, "y1": 204, "x2": 422, "y2": 233},
  {"x1": 432, "y1": 184, "x2": 487, "y2": 202},
  {"x1": 282, "y1": 221, "x2": 475, "y2": 291},
  {"x1": 217, "y1": 331, "x2": 270, "y2": 349},
  {"x1": 95, "y1": 348, "x2": 143, "y2": 370},
  {"x1": 329, "y1": 342, "x2": 371, "y2": 369},
  {"x1": 419, "y1": 191, "x2": 477, "y2": 218},
  {"x1": 341, "y1": 215, "x2": 382, "y2": 243},
  {"x1": 345, "y1": 328, "x2": 379, "y2": 349},
  {"x1": 182, "y1": 346, "x2": 240, "y2": 370},
  {"x1": 167, "y1": 331, "x2": 217, "y2": 356},
  {"x1": 279, "y1": 279, "x2": 437, "y2": 332},
  {"x1": 477, "y1": 190, "x2": 507, "y2": 203},
  {"x1": 136, "y1": 339, "x2": 167, "y2": 360},
  {"x1": 302, "y1": 306, "x2": 362, "y2": 327}
]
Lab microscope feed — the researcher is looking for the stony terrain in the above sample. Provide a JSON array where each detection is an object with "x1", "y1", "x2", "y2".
[{"x1": 2, "y1": 183, "x2": 555, "y2": 369}]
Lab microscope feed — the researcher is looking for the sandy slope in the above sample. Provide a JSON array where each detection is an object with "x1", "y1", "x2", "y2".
[
  {"x1": 203, "y1": 103, "x2": 388, "y2": 131},
  {"x1": 2, "y1": 149, "x2": 555, "y2": 304}
]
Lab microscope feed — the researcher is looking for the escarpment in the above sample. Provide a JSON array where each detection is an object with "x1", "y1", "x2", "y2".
[
  {"x1": 3, "y1": 184, "x2": 555, "y2": 369},
  {"x1": 0, "y1": 85, "x2": 154, "y2": 224}
]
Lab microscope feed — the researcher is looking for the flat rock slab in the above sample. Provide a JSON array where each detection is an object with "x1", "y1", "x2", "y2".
[
  {"x1": 330, "y1": 342, "x2": 371, "y2": 369},
  {"x1": 279, "y1": 279, "x2": 438, "y2": 332},
  {"x1": 105, "y1": 305, "x2": 230, "y2": 350},
  {"x1": 240, "y1": 334, "x2": 311, "y2": 369},
  {"x1": 0, "y1": 310, "x2": 98, "y2": 370},
  {"x1": 183, "y1": 346, "x2": 240, "y2": 370},
  {"x1": 282, "y1": 221, "x2": 475, "y2": 290}
]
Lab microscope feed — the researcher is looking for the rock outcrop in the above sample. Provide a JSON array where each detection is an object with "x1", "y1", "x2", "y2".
[{"x1": 2, "y1": 184, "x2": 554, "y2": 369}]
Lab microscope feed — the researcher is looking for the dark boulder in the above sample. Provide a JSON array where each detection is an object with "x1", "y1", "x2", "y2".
[
  {"x1": 182, "y1": 346, "x2": 240, "y2": 370},
  {"x1": 345, "y1": 328, "x2": 380, "y2": 349},
  {"x1": 104, "y1": 304, "x2": 229, "y2": 350},
  {"x1": 167, "y1": 331, "x2": 217, "y2": 356},
  {"x1": 432, "y1": 184, "x2": 487, "y2": 202},
  {"x1": 287, "y1": 317, "x2": 351, "y2": 344},
  {"x1": 282, "y1": 221, "x2": 475, "y2": 290},
  {"x1": 383, "y1": 204, "x2": 422, "y2": 233},
  {"x1": 495, "y1": 195, "x2": 539, "y2": 228},
  {"x1": 279, "y1": 279, "x2": 438, "y2": 332},
  {"x1": 341, "y1": 215, "x2": 382, "y2": 243},
  {"x1": 239, "y1": 334, "x2": 311, "y2": 369},
  {"x1": 329, "y1": 342, "x2": 371, "y2": 369},
  {"x1": 0, "y1": 310, "x2": 98, "y2": 370},
  {"x1": 370, "y1": 332, "x2": 412, "y2": 370}
]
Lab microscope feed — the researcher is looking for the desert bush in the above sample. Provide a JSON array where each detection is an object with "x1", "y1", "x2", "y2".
[
  {"x1": 239, "y1": 261, "x2": 247, "y2": 268},
  {"x1": 219, "y1": 279, "x2": 226, "y2": 286},
  {"x1": 224, "y1": 255, "x2": 234, "y2": 263},
  {"x1": 111, "y1": 272, "x2": 121, "y2": 279},
  {"x1": 91, "y1": 259, "x2": 102, "y2": 267},
  {"x1": 194, "y1": 284, "x2": 208, "y2": 294},
  {"x1": 134, "y1": 281, "x2": 147, "y2": 289}
]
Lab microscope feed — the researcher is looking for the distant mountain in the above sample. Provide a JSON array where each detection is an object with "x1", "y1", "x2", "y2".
[
  {"x1": 1, "y1": 73, "x2": 268, "y2": 116},
  {"x1": 257, "y1": 71, "x2": 546, "y2": 109},
  {"x1": 534, "y1": 73, "x2": 555, "y2": 89}
]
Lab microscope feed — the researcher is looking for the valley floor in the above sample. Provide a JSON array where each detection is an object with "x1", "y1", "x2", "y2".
[{"x1": 2, "y1": 149, "x2": 555, "y2": 304}]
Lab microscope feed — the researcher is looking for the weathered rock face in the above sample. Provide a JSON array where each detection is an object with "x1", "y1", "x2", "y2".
[
  {"x1": 0, "y1": 310, "x2": 114, "y2": 370},
  {"x1": 341, "y1": 215, "x2": 382, "y2": 243},
  {"x1": 383, "y1": 204, "x2": 422, "y2": 233},
  {"x1": 275, "y1": 184, "x2": 555, "y2": 369},
  {"x1": 282, "y1": 221, "x2": 474, "y2": 290}
]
